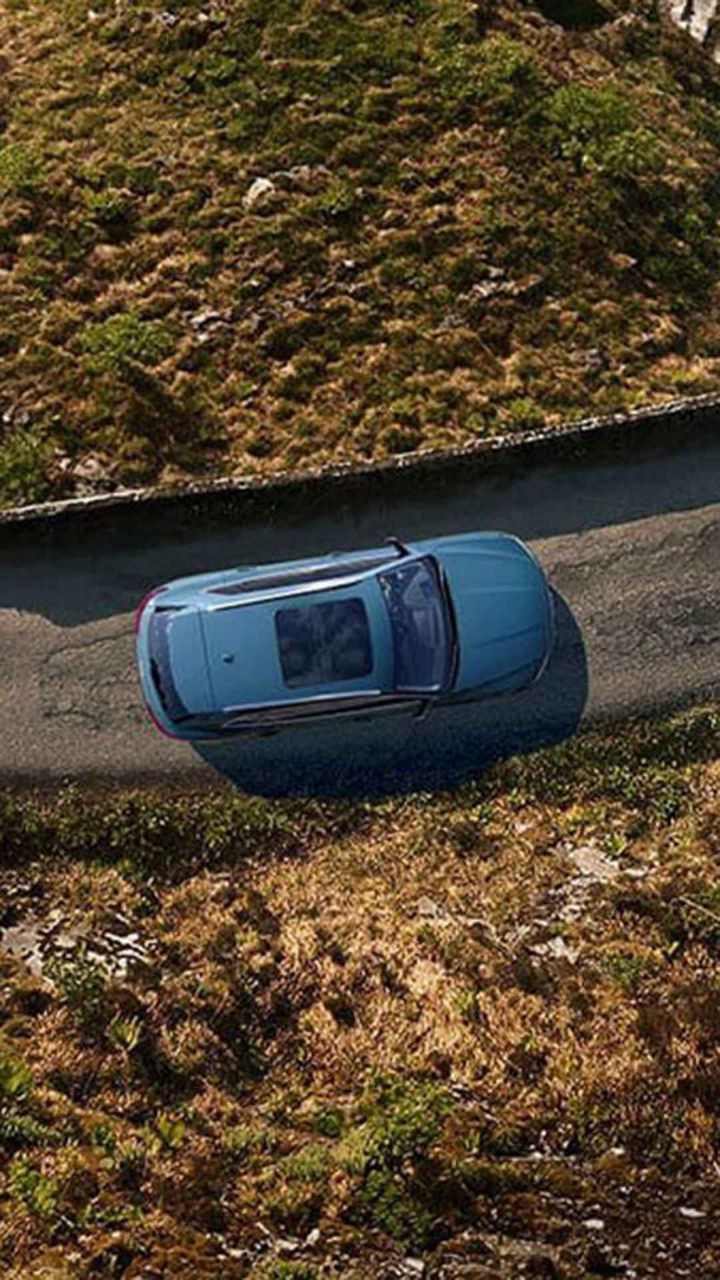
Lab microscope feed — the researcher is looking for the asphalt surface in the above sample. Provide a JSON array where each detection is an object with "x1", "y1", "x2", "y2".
[{"x1": 2, "y1": 435, "x2": 720, "y2": 796}]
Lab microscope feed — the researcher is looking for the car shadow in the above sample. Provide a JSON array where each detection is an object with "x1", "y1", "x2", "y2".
[{"x1": 194, "y1": 590, "x2": 586, "y2": 799}]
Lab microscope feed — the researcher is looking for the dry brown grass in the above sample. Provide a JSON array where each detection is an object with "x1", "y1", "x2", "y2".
[{"x1": 2, "y1": 708, "x2": 720, "y2": 1273}]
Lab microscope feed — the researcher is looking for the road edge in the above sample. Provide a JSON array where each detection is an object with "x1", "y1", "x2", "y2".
[{"x1": 1, "y1": 390, "x2": 719, "y2": 542}]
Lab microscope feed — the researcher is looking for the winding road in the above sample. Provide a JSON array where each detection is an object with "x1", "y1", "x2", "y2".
[{"x1": 1, "y1": 431, "x2": 719, "y2": 795}]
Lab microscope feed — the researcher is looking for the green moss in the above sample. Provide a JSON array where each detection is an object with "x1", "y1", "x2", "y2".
[
  {"x1": 603, "y1": 950, "x2": 659, "y2": 995},
  {"x1": 280, "y1": 1142, "x2": 332, "y2": 1183},
  {"x1": 222, "y1": 1123, "x2": 278, "y2": 1162},
  {"x1": 363, "y1": 1076, "x2": 455, "y2": 1169},
  {"x1": 502, "y1": 396, "x2": 545, "y2": 432},
  {"x1": 44, "y1": 947, "x2": 110, "y2": 1036},
  {"x1": 0, "y1": 144, "x2": 44, "y2": 196},
  {"x1": 0, "y1": 427, "x2": 54, "y2": 508},
  {"x1": 542, "y1": 82, "x2": 661, "y2": 177},
  {"x1": 81, "y1": 312, "x2": 176, "y2": 376},
  {"x1": 83, "y1": 187, "x2": 134, "y2": 235},
  {"x1": 0, "y1": 1055, "x2": 33, "y2": 1101},
  {"x1": 310, "y1": 1104, "x2": 346, "y2": 1138},
  {"x1": 8, "y1": 1156, "x2": 58, "y2": 1220},
  {"x1": 259, "y1": 1263, "x2": 317, "y2": 1280},
  {"x1": 0, "y1": 785, "x2": 306, "y2": 881},
  {"x1": 432, "y1": 32, "x2": 544, "y2": 122}
]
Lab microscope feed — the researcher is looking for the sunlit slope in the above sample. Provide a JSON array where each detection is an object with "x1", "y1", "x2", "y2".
[{"x1": 1, "y1": 0, "x2": 720, "y2": 503}]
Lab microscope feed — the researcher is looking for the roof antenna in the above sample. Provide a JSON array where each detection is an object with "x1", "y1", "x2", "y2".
[{"x1": 385, "y1": 536, "x2": 410, "y2": 558}]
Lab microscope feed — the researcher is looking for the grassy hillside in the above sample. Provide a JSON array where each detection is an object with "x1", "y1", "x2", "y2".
[
  {"x1": 2, "y1": 0, "x2": 720, "y2": 504},
  {"x1": 3, "y1": 706, "x2": 720, "y2": 1276}
]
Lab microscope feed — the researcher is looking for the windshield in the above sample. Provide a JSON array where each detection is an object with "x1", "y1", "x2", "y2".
[{"x1": 378, "y1": 557, "x2": 453, "y2": 693}]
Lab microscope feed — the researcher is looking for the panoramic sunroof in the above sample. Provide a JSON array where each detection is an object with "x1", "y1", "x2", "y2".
[{"x1": 275, "y1": 598, "x2": 373, "y2": 688}]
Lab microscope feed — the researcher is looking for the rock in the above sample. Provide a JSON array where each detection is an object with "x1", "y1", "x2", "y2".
[
  {"x1": 304, "y1": 1228, "x2": 321, "y2": 1248},
  {"x1": 243, "y1": 177, "x2": 276, "y2": 210},
  {"x1": 188, "y1": 306, "x2": 233, "y2": 345},
  {"x1": 417, "y1": 896, "x2": 451, "y2": 920},
  {"x1": 400, "y1": 1261, "x2": 425, "y2": 1277},
  {"x1": 529, "y1": 936, "x2": 578, "y2": 964},
  {"x1": 468, "y1": 280, "x2": 506, "y2": 301},
  {"x1": 189, "y1": 307, "x2": 231, "y2": 331},
  {"x1": 276, "y1": 1237, "x2": 301, "y2": 1255},
  {"x1": 609, "y1": 252, "x2": 637, "y2": 271},
  {"x1": 568, "y1": 844, "x2": 620, "y2": 884},
  {"x1": 72, "y1": 454, "x2": 106, "y2": 482},
  {"x1": 663, "y1": 0, "x2": 720, "y2": 62},
  {"x1": 678, "y1": 1206, "x2": 705, "y2": 1218},
  {"x1": 583, "y1": 1218, "x2": 606, "y2": 1231}
]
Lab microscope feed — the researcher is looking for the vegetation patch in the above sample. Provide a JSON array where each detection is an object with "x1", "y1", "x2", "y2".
[
  {"x1": 2, "y1": 0, "x2": 720, "y2": 504},
  {"x1": 2, "y1": 705, "x2": 720, "y2": 1273}
]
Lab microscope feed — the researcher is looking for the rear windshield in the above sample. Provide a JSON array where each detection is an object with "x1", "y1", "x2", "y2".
[
  {"x1": 147, "y1": 610, "x2": 191, "y2": 722},
  {"x1": 275, "y1": 598, "x2": 372, "y2": 688}
]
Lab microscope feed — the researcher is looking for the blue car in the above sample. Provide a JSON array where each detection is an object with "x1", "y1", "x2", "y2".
[{"x1": 134, "y1": 532, "x2": 554, "y2": 741}]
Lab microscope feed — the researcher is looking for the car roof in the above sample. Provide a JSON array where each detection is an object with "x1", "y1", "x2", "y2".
[{"x1": 198, "y1": 575, "x2": 395, "y2": 711}]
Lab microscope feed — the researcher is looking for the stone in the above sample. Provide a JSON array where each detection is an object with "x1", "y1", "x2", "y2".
[
  {"x1": 73, "y1": 455, "x2": 106, "y2": 482},
  {"x1": 243, "y1": 177, "x2": 276, "y2": 210},
  {"x1": 663, "y1": 0, "x2": 720, "y2": 61},
  {"x1": 529, "y1": 936, "x2": 578, "y2": 964},
  {"x1": 568, "y1": 844, "x2": 620, "y2": 884},
  {"x1": 190, "y1": 308, "x2": 222, "y2": 330},
  {"x1": 276, "y1": 1238, "x2": 301, "y2": 1255},
  {"x1": 401, "y1": 1261, "x2": 425, "y2": 1277},
  {"x1": 417, "y1": 896, "x2": 450, "y2": 920},
  {"x1": 609, "y1": 252, "x2": 637, "y2": 271}
]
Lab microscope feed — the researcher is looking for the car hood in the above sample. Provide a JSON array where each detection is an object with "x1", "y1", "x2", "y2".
[{"x1": 437, "y1": 542, "x2": 552, "y2": 693}]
